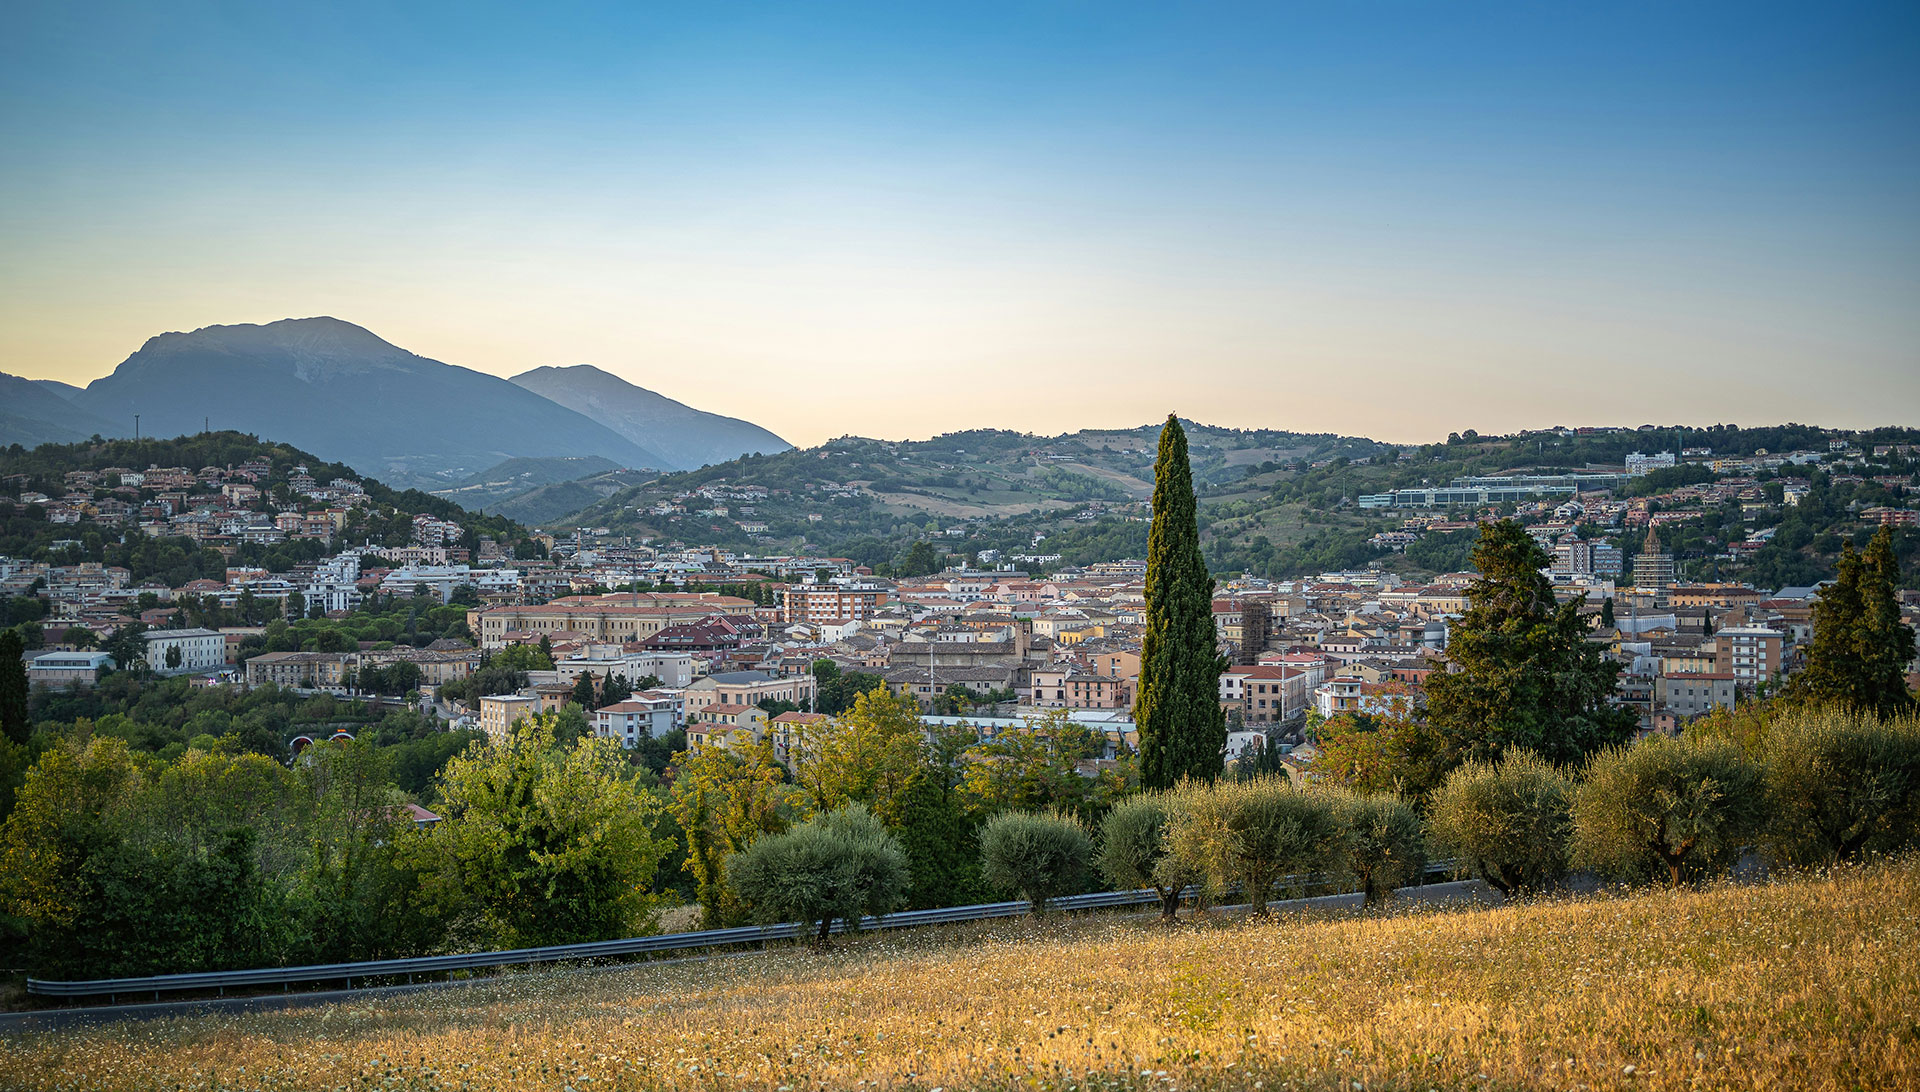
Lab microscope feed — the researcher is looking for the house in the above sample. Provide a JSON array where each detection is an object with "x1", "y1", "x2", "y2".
[
  {"x1": 1219, "y1": 664, "x2": 1309, "y2": 725},
  {"x1": 686, "y1": 703, "x2": 769, "y2": 750}
]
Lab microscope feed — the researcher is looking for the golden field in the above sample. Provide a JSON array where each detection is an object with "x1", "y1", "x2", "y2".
[{"x1": 4, "y1": 860, "x2": 1917, "y2": 1092}]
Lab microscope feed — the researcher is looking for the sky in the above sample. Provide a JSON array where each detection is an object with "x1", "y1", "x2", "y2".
[{"x1": 3, "y1": 1, "x2": 1917, "y2": 448}]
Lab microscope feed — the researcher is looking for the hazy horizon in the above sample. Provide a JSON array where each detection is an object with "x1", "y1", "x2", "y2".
[{"x1": 5, "y1": 2, "x2": 1918, "y2": 447}]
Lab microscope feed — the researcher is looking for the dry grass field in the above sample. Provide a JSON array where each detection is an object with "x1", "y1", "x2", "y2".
[{"x1": 5, "y1": 859, "x2": 1916, "y2": 1092}]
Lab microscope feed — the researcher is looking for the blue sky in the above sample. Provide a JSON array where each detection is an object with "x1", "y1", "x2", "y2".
[{"x1": 3, "y1": 1, "x2": 1916, "y2": 444}]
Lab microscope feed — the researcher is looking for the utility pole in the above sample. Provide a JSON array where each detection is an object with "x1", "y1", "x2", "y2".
[{"x1": 134, "y1": 414, "x2": 140, "y2": 440}]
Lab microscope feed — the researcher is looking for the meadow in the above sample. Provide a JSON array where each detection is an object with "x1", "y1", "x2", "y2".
[{"x1": 4, "y1": 859, "x2": 1915, "y2": 1092}]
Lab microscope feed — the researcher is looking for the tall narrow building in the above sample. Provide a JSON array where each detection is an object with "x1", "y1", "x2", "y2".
[{"x1": 1632, "y1": 525, "x2": 1675, "y2": 589}]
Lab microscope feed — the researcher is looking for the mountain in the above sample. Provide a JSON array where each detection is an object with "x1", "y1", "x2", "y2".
[
  {"x1": 0, "y1": 372, "x2": 125, "y2": 448},
  {"x1": 509, "y1": 364, "x2": 790, "y2": 470},
  {"x1": 62, "y1": 318, "x2": 670, "y2": 488},
  {"x1": 428, "y1": 454, "x2": 623, "y2": 512},
  {"x1": 30, "y1": 379, "x2": 84, "y2": 400}
]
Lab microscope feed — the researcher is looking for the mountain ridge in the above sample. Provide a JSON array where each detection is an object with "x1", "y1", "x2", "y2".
[{"x1": 510, "y1": 363, "x2": 790, "y2": 470}]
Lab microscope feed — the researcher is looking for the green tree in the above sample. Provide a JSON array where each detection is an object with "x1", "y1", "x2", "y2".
[
  {"x1": 1786, "y1": 526, "x2": 1916, "y2": 717},
  {"x1": 874, "y1": 763, "x2": 977, "y2": 909},
  {"x1": 0, "y1": 629, "x2": 27, "y2": 746},
  {"x1": 571, "y1": 670, "x2": 599, "y2": 710},
  {"x1": 789, "y1": 688, "x2": 924, "y2": 815},
  {"x1": 416, "y1": 712, "x2": 670, "y2": 947},
  {"x1": 1329, "y1": 790, "x2": 1426, "y2": 906},
  {"x1": 1134, "y1": 415, "x2": 1228, "y2": 788},
  {"x1": 1427, "y1": 751, "x2": 1573, "y2": 899},
  {"x1": 1311, "y1": 713, "x2": 1450, "y2": 804},
  {"x1": 727, "y1": 804, "x2": 909, "y2": 947},
  {"x1": 1095, "y1": 793, "x2": 1199, "y2": 920},
  {"x1": 667, "y1": 734, "x2": 793, "y2": 927},
  {"x1": 1166, "y1": 775, "x2": 1338, "y2": 917},
  {"x1": 979, "y1": 810, "x2": 1091, "y2": 914},
  {"x1": 1425, "y1": 521, "x2": 1635, "y2": 765},
  {"x1": 1571, "y1": 734, "x2": 1767, "y2": 887},
  {"x1": 1759, "y1": 707, "x2": 1920, "y2": 865}
]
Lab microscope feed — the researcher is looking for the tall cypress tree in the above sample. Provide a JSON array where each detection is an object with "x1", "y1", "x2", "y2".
[
  {"x1": 1134, "y1": 415, "x2": 1226, "y2": 789},
  {"x1": 0, "y1": 630, "x2": 28, "y2": 747},
  {"x1": 1790, "y1": 525, "x2": 1916, "y2": 717}
]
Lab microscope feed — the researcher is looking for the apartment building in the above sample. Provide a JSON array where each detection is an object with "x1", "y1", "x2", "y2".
[
  {"x1": 1220, "y1": 664, "x2": 1309, "y2": 725},
  {"x1": 1655, "y1": 672, "x2": 1738, "y2": 718},
  {"x1": 479, "y1": 693, "x2": 541, "y2": 741},
  {"x1": 1713, "y1": 626, "x2": 1783, "y2": 686},
  {"x1": 592, "y1": 697, "x2": 678, "y2": 747},
  {"x1": 779, "y1": 582, "x2": 891, "y2": 624}
]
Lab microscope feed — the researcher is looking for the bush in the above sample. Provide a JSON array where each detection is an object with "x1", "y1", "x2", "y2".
[
  {"x1": 728, "y1": 805, "x2": 909, "y2": 947},
  {"x1": 1427, "y1": 752, "x2": 1572, "y2": 898},
  {"x1": 1572, "y1": 734, "x2": 1768, "y2": 886},
  {"x1": 1096, "y1": 794, "x2": 1200, "y2": 920},
  {"x1": 1329, "y1": 790, "x2": 1425, "y2": 906},
  {"x1": 979, "y1": 811, "x2": 1091, "y2": 914},
  {"x1": 1167, "y1": 775, "x2": 1339, "y2": 917},
  {"x1": 1759, "y1": 708, "x2": 1920, "y2": 866}
]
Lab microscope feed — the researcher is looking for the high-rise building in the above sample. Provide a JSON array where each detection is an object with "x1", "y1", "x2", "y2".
[{"x1": 1633, "y1": 526, "x2": 1675, "y2": 589}]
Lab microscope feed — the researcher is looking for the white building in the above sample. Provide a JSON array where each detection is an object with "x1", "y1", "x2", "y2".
[
  {"x1": 141, "y1": 628, "x2": 226, "y2": 675},
  {"x1": 554, "y1": 652, "x2": 695, "y2": 689},
  {"x1": 593, "y1": 697, "x2": 679, "y2": 747}
]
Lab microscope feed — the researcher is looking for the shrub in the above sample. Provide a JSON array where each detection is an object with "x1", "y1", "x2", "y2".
[
  {"x1": 1759, "y1": 708, "x2": 1920, "y2": 866},
  {"x1": 1096, "y1": 793, "x2": 1200, "y2": 920},
  {"x1": 979, "y1": 810, "x2": 1092, "y2": 914},
  {"x1": 1328, "y1": 789, "x2": 1425, "y2": 906},
  {"x1": 1167, "y1": 775, "x2": 1339, "y2": 917},
  {"x1": 1572, "y1": 734, "x2": 1768, "y2": 886},
  {"x1": 1427, "y1": 751, "x2": 1572, "y2": 898},
  {"x1": 727, "y1": 804, "x2": 908, "y2": 947}
]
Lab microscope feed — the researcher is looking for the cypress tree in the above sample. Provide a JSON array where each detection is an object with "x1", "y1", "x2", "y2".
[
  {"x1": 1790, "y1": 525, "x2": 1916, "y2": 717},
  {"x1": 0, "y1": 630, "x2": 28, "y2": 747},
  {"x1": 1134, "y1": 415, "x2": 1227, "y2": 789},
  {"x1": 571, "y1": 669, "x2": 599, "y2": 710}
]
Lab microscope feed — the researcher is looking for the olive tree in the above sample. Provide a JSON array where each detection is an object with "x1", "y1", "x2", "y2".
[
  {"x1": 1328, "y1": 789, "x2": 1426, "y2": 906},
  {"x1": 1167, "y1": 775, "x2": 1338, "y2": 917},
  {"x1": 1760, "y1": 708, "x2": 1920, "y2": 866},
  {"x1": 1096, "y1": 793, "x2": 1201, "y2": 920},
  {"x1": 727, "y1": 804, "x2": 909, "y2": 948},
  {"x1": 979, "y1": 810, "x2": 1092, "y2": 914},
  {"x1": 1572, "y1": 734, "x2": 1768, "y2": 886},
  {"x1": 1427, "y1": 751, "x2": 1572, "y2": 899}
]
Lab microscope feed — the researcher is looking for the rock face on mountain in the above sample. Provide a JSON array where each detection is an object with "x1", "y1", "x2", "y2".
[
  {"x1": 0, "y1": 372, "x2": 124, "y2": 448},
  {"x1": 510, "y1": 364, "x2": 790, "y2": 470},
  {"x1": 63, "y1": 318, "x2": 669, "y2": 488}
]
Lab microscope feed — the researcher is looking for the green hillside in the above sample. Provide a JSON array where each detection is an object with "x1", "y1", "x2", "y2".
[{"x1": 547, "y1": 421, "x2": 1920, "y2": 584}]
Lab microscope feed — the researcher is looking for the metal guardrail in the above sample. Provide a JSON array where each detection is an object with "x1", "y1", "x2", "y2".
[{"x1": 27, "y1": 860, "x2": 1463, "y2": 1000}]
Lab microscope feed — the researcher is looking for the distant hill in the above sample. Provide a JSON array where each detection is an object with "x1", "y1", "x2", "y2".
[
  {"x1": 0, "y1": 372, "x2": 125, "y2": 448},
  {"x1": 428, "y1": 454, "x2": 623, "y2": 512},
  {"x1": 55, "y1": 318, "x2": 669, "y2": 488},
  {"x1": 29, "y1": 378, "x2": 84, "y2": 400},
  {"x1": 510, "y1": 364, "x2": 790, "y2": 471}
]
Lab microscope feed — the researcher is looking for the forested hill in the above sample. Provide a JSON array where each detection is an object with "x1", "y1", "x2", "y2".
[{"x1": 548, "y1": 420, "x2": 1920, "y2": 586}]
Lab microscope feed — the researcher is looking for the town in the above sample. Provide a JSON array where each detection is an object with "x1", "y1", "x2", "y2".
[{"x1": 7, "y1": 429, "x2": 1916, "y2": 768}]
